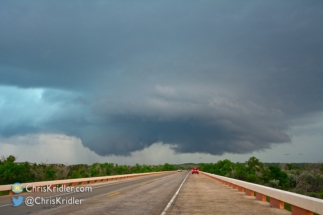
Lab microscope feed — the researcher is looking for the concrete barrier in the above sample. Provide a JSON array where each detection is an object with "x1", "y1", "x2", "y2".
[
  {"x1": 0, "y1": 171, "x2": 170, "y2": 195},
  {"x1": 202, "y1": 171, "x2": 323, "y2": 215}
]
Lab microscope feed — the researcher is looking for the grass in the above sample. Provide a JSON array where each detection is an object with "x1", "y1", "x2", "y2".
[
  {"x1": 284, "y1": 202, "x2": 291, "y2": 212},
  {"x1": 0, "y1": 191, "x2": 9, "y2": 196}
]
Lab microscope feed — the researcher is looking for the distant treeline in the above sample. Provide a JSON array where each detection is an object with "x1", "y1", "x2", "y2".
[
  {"x1": 199, "y1": 157, "x2": 323, "y2": 199},
  {"x1": 0, "y1": 155, "x2": 176, "y2": 186}
]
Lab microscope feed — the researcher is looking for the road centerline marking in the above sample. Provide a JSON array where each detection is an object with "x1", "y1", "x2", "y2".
[
  {"x1": 107, "y1": 192, "x2": 120, "y2": 198},
  {"x1": 0, "y1": 172, "x2": 176, "y2": 208}
]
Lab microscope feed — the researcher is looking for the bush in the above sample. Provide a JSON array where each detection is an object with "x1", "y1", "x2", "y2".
[
  {"x1": 71, "y1": 171, "x2": 82, "y2": 178},
  {"x1": 268, "y1": 179, "x2": 280, "y2": 188},
  {"x1": 0, "y1": 155, "x2": 174, "y2": 185},
  {"x1": 287, "y1": 173, "x2": 297, "y2": 188},
  {"x1": 246, "y1": 174, "x2": 258, "y2": 183}
]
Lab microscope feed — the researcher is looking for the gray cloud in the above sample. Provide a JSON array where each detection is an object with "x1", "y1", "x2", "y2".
[
  {"x1": 0, "y1": 1, "x2": 322, "y2": 156},
  {"x1": 85, "y1": 85, "x2": 291, "y2": 155}
]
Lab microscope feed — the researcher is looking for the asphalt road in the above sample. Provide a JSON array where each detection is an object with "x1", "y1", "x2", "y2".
[
  {"x1": 167, "y1": 173, "x2": 291, "y2": 215},
  {"x1": 0, "y1": 171, "x2": 188, "y2": 215}
]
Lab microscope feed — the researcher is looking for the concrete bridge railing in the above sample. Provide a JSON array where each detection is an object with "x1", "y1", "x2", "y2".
[
  {"x1": 202, "y1": 171, "x2": 323, "y2": 215},
  {"x1": 0, "y1": 171, "x2": 169, "y2": 195}
]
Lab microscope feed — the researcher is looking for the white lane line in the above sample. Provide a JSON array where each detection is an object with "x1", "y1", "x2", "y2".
[
  {"x1": 161, "y1": 172, "x2": 190, "y2": 215},
  {"x1": 0, "y1": 203, "x2": 12, "y2": 208}
]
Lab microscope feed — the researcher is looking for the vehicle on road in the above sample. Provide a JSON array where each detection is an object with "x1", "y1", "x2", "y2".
[
  {"x1": 191, "y1": 167, "x2": 199, "y2": 174},
  {"x1": 177, "y1": 169, "x2": 182, "y2": 172}
]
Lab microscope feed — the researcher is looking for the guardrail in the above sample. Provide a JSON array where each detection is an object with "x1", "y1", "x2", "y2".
[
  {"x1": 201, "y1": 171, "x2": 323, "y2": 215},
  {"x1": 0, "y1": 171, "x2": 170, "y2": 195}
]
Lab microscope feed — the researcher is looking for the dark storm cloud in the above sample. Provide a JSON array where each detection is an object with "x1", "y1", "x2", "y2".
[
  {"x1": 0, "y1": 1, "x2": 322, "y2": 155},
  {"x1": 86, "y1": 86, "x2": 291, "y2": 155}
]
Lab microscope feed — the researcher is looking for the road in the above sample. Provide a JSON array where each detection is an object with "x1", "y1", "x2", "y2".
[
  {"x1": 0, "y1": 171, "x2": 292, "y2": 215},
  {"x1": 0, "y1": 171, "x2": 187, "y2": 215},
  {"x1": 167, "y1": 173, "x2": 291, "y2": 215}
]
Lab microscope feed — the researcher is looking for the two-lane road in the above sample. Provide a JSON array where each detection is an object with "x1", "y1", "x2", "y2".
[{"x1": 1, "y1": 172, "x2": 293, "y2": 215}]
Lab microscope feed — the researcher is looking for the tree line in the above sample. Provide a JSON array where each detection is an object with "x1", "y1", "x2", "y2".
[
  {"x1": 0, "y1": 155, "x2": 176, "y2": 186},
  {"x1": 199, "y1": 156, "x2": 323, "y2": 199}
]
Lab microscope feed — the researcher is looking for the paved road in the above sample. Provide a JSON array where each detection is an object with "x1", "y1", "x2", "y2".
[
  {"x1": 0, "y1": 171, "x2": 187, "y2": 215},
  {"x1": 166, "y1": 173, "x2": 291, "y2": 215},
  {"x1": 0, "y1": 171, "x2": 294, "y2": 215}
]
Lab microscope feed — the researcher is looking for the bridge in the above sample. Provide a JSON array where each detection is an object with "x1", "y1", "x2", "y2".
[{"x1": 0, "y1": 171, "x2": 322, "y2": 214}]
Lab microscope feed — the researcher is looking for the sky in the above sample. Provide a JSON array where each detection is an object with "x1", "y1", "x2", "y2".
[{"x1": 0, "y1": 1, "x2": 322, "y2": 165}]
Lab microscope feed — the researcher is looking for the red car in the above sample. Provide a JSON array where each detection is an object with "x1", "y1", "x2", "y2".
[{"x1": 191, "y1": 167, "x2": 199, "y2": 174}]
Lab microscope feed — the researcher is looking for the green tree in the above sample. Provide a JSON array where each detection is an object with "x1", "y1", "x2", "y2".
[
  {"x1": 71, "y1": 170, "x2": 82, "y2": 178},
  {"x1": 233, "y1": 163, "x2": 248, "y2": 180},
  {"x1": 163, "y1": 163, "x2": 171, "y2": 171},
  {"x1": 267, "y1": 166, "x2": 288, "y2": 188},
  {"x1": 0, "y1": 156, "x2": 35, "y2": 184},
  {"x1": 44, "y1": 166, "x2": 56, "y2": 180},
  {"x1": 90, "y1": 163, "x2": 101, "y2": 177}
]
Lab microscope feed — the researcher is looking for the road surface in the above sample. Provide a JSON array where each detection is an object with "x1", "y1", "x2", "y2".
[
  {"x1": 167, "y1": 173, "x2": 291, "y2": 215},
  {"x1": 0, "y1": 171, "x2": 185, "y2": 215},
  {"x1": 0, "y1": 171, "x2": 292, "y2": 215}
]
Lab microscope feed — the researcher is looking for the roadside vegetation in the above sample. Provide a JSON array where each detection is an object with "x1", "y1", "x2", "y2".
[
  {"x1": 0, "y1": 155, "x2": 176, "y2": 186},
  {"x1": 199, "y1": 156, "x2": 323, "y2": 199}
]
